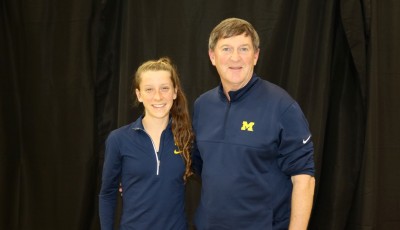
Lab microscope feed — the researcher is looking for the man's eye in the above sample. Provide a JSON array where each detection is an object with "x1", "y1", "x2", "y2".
[
  {"x1": 222, "y1": 47, "x2": 231, "y2": 52},
  {"x1": 239, "y1": 47, "x2": 249, "y2": 52}
]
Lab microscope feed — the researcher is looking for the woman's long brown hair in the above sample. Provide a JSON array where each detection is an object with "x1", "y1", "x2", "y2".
[{"x1": 133, "y1": 57, "x2": 194, "y2": 183}]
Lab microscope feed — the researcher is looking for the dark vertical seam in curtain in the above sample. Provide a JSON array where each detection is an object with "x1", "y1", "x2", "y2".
[
  {"x1": 89, "y1": 0, "x2": 103, "y2": 228},
  {"x1": 339, "y1": 0, "x2": 370, "y2": 228},
  {"x1": 94, "y1": 0, "x2": 124, "y2": 227},
  {"x1": 7, "y1": 1, "x2": 25, "y2": 229},
  {"x1": 340, "y1": 0, "x2": 370, "y2": 111}
]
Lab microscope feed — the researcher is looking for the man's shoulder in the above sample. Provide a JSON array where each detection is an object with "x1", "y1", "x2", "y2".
[
  {"x1": 256, "y1": 78, "x2": 294, "y2": 102},
  {"x1": 195, "y1": 86, "x2": 219, "y2": 103},
  {"x1": 258, "y1": 78, "x2": 286, "y2": 93}
]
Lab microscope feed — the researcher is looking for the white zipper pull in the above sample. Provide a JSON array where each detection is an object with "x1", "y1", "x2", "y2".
[{"x1": 157, "y1": 160, "x2": 160, "y2": 175}]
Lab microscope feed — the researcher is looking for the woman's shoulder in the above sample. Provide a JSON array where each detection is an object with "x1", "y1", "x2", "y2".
[{"x1": 107, "y1": 121, "x2": 138, "y2": 139}]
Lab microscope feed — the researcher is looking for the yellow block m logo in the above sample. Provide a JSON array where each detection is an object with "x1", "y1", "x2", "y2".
[{"x1": 241, "y1": 121, "x2": 255, "y2": 132}]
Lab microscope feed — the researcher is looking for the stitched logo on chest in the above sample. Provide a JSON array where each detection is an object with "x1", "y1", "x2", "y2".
[
  {"x1": 241, "y1": 121, "x2": 255, "y2": 132},
  {"x1": 174, "y1": 149, "x2": 182, "y2": 154},
  {"x1": 174, "y1": 143, "x2": 182, "y2": 154}
]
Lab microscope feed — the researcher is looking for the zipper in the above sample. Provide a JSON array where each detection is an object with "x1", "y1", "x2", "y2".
[
  {"x1": 133, "y1": 128, "x2": 160, "y2": 175},
  {"x1": 223, "y1": 101, "x2": 231, "y2": 138}
]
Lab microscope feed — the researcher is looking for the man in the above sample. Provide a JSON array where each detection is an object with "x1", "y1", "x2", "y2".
[{"x1": 192, "y1": 18, "x2": 315, "y2": 230}]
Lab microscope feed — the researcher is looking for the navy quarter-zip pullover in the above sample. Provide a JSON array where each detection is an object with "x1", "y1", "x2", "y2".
[
  {"x1": 192, "y1": 74, "x2": 314, "y2": 230},
  {"x1": 99, "y1": 116, "x2": 187, "y2": 230}
]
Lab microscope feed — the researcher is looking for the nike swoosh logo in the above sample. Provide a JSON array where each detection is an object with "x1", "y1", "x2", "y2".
[
  {"x1": 303, "y1": 135, "x2": 311, "y2": 144},
  {"x1": 174, "y1": 150, "x2": 182, "y2": 154}
]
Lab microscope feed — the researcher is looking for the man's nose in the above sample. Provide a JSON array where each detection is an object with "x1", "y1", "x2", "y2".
[{"x1": 230, "y1": 49, "x2": 240, "y2": 61}]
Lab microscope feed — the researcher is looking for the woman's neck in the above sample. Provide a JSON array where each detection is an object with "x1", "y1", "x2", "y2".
[
  {"x1": 142, "y1": 116, "x2": 169, "y2": 133},
  {"x1": 142, "y1": 116, "x2": 169, "y2": 152}
]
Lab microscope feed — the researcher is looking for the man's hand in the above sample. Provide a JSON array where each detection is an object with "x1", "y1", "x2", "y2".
[{"x1": 119, "y1": 183, "x2": 123, "y2": 197}]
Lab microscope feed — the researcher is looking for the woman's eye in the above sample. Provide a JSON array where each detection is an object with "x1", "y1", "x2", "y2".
[
  {"x1": 145, "y1": 88, "x2": 153, "y2": 93},
  {"x1": 161, "y1": 87, "x2": 170, "y2": 92}
]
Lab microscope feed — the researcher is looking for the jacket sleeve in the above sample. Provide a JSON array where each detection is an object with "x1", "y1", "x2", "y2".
[
  {"x1": 191, "y1": 139, "x2": 203, "y2": 175},
  {"x1": 277, "y1": 102, "x2": 315, "y2": 176},
  {"x1": 99, "y1": 132, "x2": 122, "y2": 229},
  {"x1": 191, "y1": 101, "x2": 203, "y2": 175}
]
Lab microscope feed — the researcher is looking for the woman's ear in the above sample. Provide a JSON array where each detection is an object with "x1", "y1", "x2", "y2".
[
  {"x1": 135, "y1": 89, "x2": 142, "y2": 102},
  {"x1": 173, "y1": 87, "x2": 178, "y2": 100}
]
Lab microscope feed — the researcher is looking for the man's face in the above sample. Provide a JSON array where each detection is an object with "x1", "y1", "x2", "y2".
[{"x1": 209, "y1": 33, "x2": 259, "y2": 93}]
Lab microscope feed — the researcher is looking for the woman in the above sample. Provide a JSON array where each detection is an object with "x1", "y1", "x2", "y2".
[{"x1": 99, "y1": 57, "x2": 194, "y2": 230}]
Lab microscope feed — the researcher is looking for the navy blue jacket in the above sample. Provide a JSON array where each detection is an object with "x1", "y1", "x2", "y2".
[
  {"x1": 192, "y1": 75, "x2": 314, "y2": 230},
  {"x1": 99, "y1": 116, "x2": 187, "y2": 230}
]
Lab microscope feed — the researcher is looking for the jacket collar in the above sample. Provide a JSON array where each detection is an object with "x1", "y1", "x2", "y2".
[
  {"x1": 130, "y1": 115, "x2": 145, "y2": 130},
  {"x1": 218, "y1": 73, "x2": 260, "y2": 102},
  {"x1": 130, "y1": 115, "x2": 172, "y2": 130}
]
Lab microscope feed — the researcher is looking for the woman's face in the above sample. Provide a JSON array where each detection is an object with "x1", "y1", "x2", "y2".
[{"x1": 136, "y1": 70, "x2": 177, "y2": 120}]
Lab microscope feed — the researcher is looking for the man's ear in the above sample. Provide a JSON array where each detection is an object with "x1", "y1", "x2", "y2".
[
  {"x1": 253, "y1": 48, "x2": 260, "y2": 65},
  {"x1": 209, "y1": 49, "x2": 216, "y2": 66}
]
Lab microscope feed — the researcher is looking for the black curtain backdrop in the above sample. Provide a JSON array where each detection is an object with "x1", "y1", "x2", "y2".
[{"x1": 1, "y1": 0, "x2": 399, "y2": 229}]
